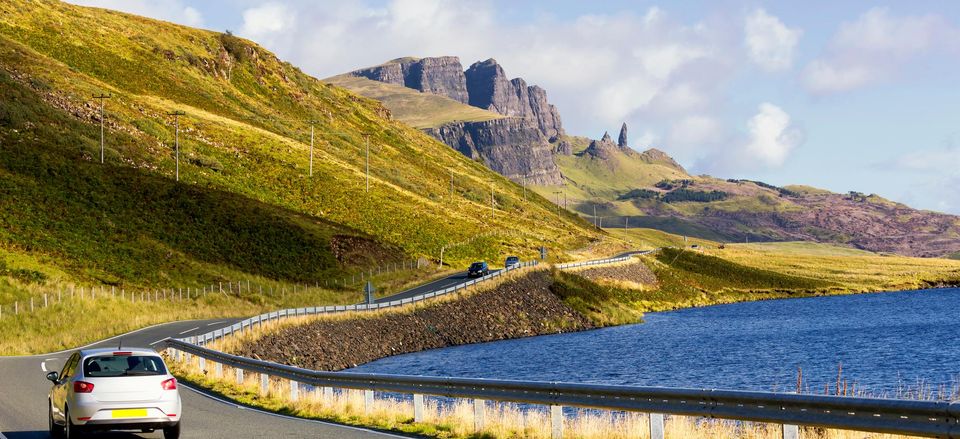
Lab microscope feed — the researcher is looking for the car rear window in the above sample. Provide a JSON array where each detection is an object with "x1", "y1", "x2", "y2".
[
  {"x1": 83, "y1": 355, "x2": 167, "y2": 377},
  {"x1": 470, "y1": 263, "x2": 484, "y2": 270}
]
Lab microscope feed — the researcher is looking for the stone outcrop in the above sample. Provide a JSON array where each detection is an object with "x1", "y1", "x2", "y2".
[
  {"x1": 351, "y1": 57, "x2": 469, "y2": 104},
  {"x1": 425, "y1": 118, "x2": 563, "y2": 185},
  {"x1": 465, "y1": 59, "x2": 564, "y2": 140},
  {"x1": 351, "y1": 56, "x2": 567, "y2": 185},
  {"x1": 618, "y1": 123, "x2": 628, "y2": 149},
  {"x1": 583, "y1": 131, "x2": 620, "y2": 161}
]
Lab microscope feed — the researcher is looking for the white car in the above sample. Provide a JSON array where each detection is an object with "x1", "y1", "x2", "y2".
[{"x1": 47, "y1": 348, "x2": 181, "y2": 439}]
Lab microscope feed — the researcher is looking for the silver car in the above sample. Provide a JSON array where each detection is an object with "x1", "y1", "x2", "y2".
[{"x1": 47, "y1": 348, "x2": 181, "y2": 439}]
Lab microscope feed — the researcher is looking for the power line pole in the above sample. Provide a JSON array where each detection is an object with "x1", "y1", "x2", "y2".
[
  {"x1": 364, "y1": 134, "x2": 370, "y2": 192},
  {"x1": 624, "y1": 216, "x2": 628, "y2": 229},
  {"x1": 449, "y1": 168, "x2": 454, "y2": 196},
  {"x1": 490, "y1": 186, "x2": 495, "y2": 216},
  {"x1": 553, "y1": 191, "x2": 562, "y2": 218},
  {"x1": 593, "y1": 203, "x2": 598, "y2": 229},
  {"x1": 522, "y1": 174, "x2": 527, "y2": 201},
  {"x1": 309, "y1": 121, "x2": 315, "y2": 177},
  {"x1": 93, "y1": 94, "x2": 111, "y2": 164},
  {"x1": 167, "y1": 111, "x2": 185, "y2": 182}
]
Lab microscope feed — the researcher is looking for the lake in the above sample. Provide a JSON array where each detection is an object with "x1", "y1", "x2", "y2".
[{"x1": 349, "y1": 288, "x2": 960, "y2": 398}]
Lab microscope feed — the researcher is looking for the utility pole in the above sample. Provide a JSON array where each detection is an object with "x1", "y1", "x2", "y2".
[
  {"x1": 449, "y1": 168, "x2": 454, "y2": 196},
  {"x1": 625, "y1": 216, "x2": 628, "y2": 229},
  {"x1": 553, "y1": 191, "x2": 562, "y2": 218},
  {"x1": 309, "y1": 121, "x2": 315, "y2": 177},
  {"x1": 599, "y1": 216, "x2": 603, "y2": 229},
  {"x1": 522, "y1": 174, "x2": 527, "y2": 201},
  {"x1": 490, "y1": 186, "x2": 495, "y2": 216},
  {"x1": 364, "y1": 134, "x2": 370, "y2": 192},
  {"x1": 167, "y1": 111, "x2": 185, "y2": 182},
  {"x1": 593, "y1": 203, "x2": 598, "y2": 228},
  {"x1": 564, "y1": 192, "x2": 567, "y2": 209},
  {"x1": 93, "y1": 94, "x2": 111, "y2": 164}
]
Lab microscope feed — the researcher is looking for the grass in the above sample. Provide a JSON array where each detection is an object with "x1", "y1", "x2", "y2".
[{"x1": 325, "y1": 75, "x2": 503, "y2": 129}]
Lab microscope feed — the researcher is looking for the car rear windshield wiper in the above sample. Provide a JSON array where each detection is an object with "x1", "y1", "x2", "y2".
[{"x1": 123, "y1": 370, "x2": 162, "y2": 376}]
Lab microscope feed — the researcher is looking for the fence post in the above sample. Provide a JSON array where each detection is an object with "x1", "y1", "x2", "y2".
[
  {"x1": 260, "y1": 373, "x2": 269, "y2": 396},
  {"x1": 44, "y1": 294, "x2": 48, "y2": 308},
  {"x1": 474, "y1": 399, "x2": 485, "y2": 432},
  {"x1": 235, "y1": 368, "x2": 244, "y2": 385},
  {"x1": 551, "y1": 405, "x2": 563, "y2": 439},
  {"x1": 364, "y1": 390, "x2": 374, "y2": 415},
  {"x1": 215, "y1": 362, "x2": 223, "y2": 379},
  {"x1": 649, "y1": 413, "x2": 664, "y2": 439},
  {"x1": 782, "y1": 424, "x2": 799, "y2": 439},
  {"x1": 30, "y1": 297, "x2": 34, "y2": 312},
  {"x1": 198, "y1": 357, "x2": 205, "y2": 373},
  {"x1": 290, "y1": 381, "x2": 299, "y2": 401},
  {"x1": 413, "y1": 394, "x2": 424, "y2": 423},
  {"x1": 322, "y1": 386, "x2": 333, "y2": 403}
]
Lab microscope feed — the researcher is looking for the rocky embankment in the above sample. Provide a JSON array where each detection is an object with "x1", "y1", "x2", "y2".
[{"x1": 237, "y1": 271, "x2": 594, "y2": 371}]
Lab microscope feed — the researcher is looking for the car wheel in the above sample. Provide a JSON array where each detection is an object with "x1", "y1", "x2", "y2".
[
  {"x1": 163, "y1": 422, "x2": 181, "y2": 439},
  {"x1": 64, "y1": 407, "x2": 83, "y2": 439},
  {"x1": 49, "y1": 402, "x2": 64, "y2": 438}
]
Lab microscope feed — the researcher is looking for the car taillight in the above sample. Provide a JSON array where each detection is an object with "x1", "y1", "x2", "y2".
[
  {"x1": 161, "y1": 378, "x2": 177, "y2": 390},
  {"x1": 73, "y1": 381, "x2": 94, "y2": 393}
]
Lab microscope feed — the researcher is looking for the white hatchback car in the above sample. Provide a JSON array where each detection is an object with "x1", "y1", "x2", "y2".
[{"x1": 47, "y1": 348, "x2": 181, "y2": 439}]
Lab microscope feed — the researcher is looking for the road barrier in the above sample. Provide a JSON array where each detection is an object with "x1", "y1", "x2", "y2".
[{"x1": 163, "y1": 338, "x2": 960, "y2": 439}]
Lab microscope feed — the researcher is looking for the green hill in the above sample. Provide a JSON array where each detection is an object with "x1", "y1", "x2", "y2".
[
  {"x1": 0, "y1": 0, "x2": 597, "y2": 293},
  {"x1": 325, "y1": 74, "x2": 503, "y2": 129}
]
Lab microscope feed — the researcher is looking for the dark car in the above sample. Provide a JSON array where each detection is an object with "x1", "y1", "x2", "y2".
[
  {"x1": 467, "y1": 261, "x2": 489, "y2": 278},
  {"x1": 504, "y1": 256, "x2": 520, "y2": 268}
]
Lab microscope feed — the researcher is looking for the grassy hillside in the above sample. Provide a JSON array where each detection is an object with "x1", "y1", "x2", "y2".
[
  {"x1": 325, "y1": 74, "x2": 503, "y2": 129},
  {"x1": 0, "y1": 0, "x2": 600, "y2": 339}
]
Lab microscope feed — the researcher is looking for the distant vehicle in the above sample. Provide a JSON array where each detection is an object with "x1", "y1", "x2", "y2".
[
  {"x1": 504, "y1": 256, "x2": 521, "y2": 268},
  {"x1": 467, "y1": 261, "x2": 490, "y2": 277},
  {"x1": 47, "y1": 348, "x2": 181, "y2": 439}
]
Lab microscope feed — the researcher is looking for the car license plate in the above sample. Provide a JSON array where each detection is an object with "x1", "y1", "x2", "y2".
[{"x1": 112, "y1": 409, "x2": 147, "y2": 418}]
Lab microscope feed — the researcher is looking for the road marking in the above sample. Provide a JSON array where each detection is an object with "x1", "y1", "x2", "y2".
[
  {"x1": 149, "y1": 338, "x2": 167, "y2": 346},
  {"x1": 178, "y1": 327, "x2": 200, "y2": 335},
  {"x1": 41, "y1": 361, "x2": 47, "y2": 372},
  {"x1": 181, "y1": 384, "x2": 410, "y2": 438},
  {"x1": 206, "y1": 321, "x2": 226, "y2": 326}
]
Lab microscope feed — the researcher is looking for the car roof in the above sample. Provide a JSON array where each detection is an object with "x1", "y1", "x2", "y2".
[{"x1": 79, "y1": 347, "x2": 160, "y2": 357}]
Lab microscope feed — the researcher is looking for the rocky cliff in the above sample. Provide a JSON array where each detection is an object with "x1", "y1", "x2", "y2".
[
  {"x1": 351, "y1": 56, "x2": 470, "y2": 104},
  {"x1": 350, "y1": 56, "x2": 566, "y2": 185},
  {"x1": 465, "y1": 59, "x2": 564, "y2": 140},
  {"x1": 425, "y1": 117, "x2": 563, "y2": 185}
]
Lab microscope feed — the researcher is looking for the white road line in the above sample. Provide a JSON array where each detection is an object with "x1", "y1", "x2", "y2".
[
  {"x1": 149, "y1": 338, "x2": 167, "y2": 346},
  {"x1": 178, "y1": 327, "x2": 200, "y2": 335},
  {"x1": 181, "y1": 384, "x2": 408, "y2": 438},
  {"x1": 206, "y1": 321, "x2": 226, "y2": 326},
  {"x1": 41, "y1": 361, "x2": 47, "y2": 372}
]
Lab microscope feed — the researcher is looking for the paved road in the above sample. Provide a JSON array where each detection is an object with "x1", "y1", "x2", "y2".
[
  {"x1": 0, "y1": 319, "x2": 408, "y2": 438},
  {"x1": 374, "y1": 269, "x2": 501, "y2": 304},
  {"x1": 0, "y1": 253, "x2": 645, "y2": 438}
]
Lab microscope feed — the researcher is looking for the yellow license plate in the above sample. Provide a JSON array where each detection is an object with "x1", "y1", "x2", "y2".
[{"x1": 111, "y1": 409, "x2": 147, "y2": 418}]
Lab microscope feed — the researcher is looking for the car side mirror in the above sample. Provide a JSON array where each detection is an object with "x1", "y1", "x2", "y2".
[{"x1": 46, "y1": 372, "x2": 59, "y2": 383}]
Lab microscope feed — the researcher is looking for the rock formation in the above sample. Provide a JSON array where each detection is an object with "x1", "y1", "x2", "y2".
[
  {"x1": 425, "y1": 118, "x2": 563, "y2": 185},
  {"x1": 352, "y1": 56, "x2": 469, "y2": 104},
  {"x1": 583, "y1": 131, "x2": 620, "y2": 161},
  {"x1": 465, "y1": 59, "x2": 564, "y2": 140},
  {"x1": 618, "y1": 123, "x2": 628, "y2": 149}
]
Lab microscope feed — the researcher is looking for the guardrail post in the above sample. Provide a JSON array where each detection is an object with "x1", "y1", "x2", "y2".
[
  {"x1": 413, "y1": 394, "x2": 424, "y2": 423},
  {"x1": 197, "y1": 357, "x2": 205, "y2": 373},
  {"x1": 290, "y1": 380, "x2": 299, "y2": 401},
  {"x1": 474, "y1": 399, "x2": 485, "y2": 432},
  {"x1": 235, "y1": 368, "x2": 244, "y2": 384},
  {"x1": 782, "y1": 424, "x2": 799, "y2": 439},
  {"x1": 322, "y1": 386, "x2": 333, "y2": 403},
  {"x1": 364, "y1": 390, "x2": 374, "y2": 415},
  {"x1": 550, "y1": 405, "x2": 563, "y2": 439},
  {"x1": 215, "y1": 362, "x2": 223, "y2": 379},
  {"x1": 260, "y1": 373, "x2": 269, "y2": 396},
  {"x1": 649, "y1": 413, "x2": 664, "y2": 439}
]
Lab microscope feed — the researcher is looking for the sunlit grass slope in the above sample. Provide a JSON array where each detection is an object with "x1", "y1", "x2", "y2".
[{"x1": 0, "y1": 0, "x2": 598, "y2": 293}]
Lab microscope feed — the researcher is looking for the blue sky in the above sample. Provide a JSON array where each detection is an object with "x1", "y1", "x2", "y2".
[{"x1": 69, "y1": 0, "x2": 960, "y2": 214}]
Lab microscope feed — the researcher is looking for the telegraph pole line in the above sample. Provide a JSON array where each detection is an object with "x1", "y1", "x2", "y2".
[
  {"x1": 490, "y1": 186, "x2": 495, "y2": 216},
  {"x1": 522, "y1": 174, "x2": 527, "y2": 201},
  {"x1": 593, "y1": 203, "x2": 598, "y2": 229},
  {"x1": 93, "y1": 94, "x2": 111, "y2": 164},
  {"x1": 553, "y1": 191, "x2": 562, "y2": 218},
  {"x1": 449, "y1": 168, "x2": 454, "y2": 196},
  {"x1": 167, "y1": 111, "x2": 185, "y2": 182},
  {"x1": 309, "y1": 121, "x2": 316, "y2": 177},
  {"x1": 364, "y1": 133, "x2": 370, "y2": 192}
]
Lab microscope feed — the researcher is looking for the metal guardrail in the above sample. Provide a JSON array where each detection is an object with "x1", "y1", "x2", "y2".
[
  {"x1": 189, "y1": 260, "x2": 542, "y2": 345},
  {"x1": 164, "y1": 339, "x2": 959, "y2": 438},
  {"x1": 189, "y1": 253, "x2": 644, "y2": 346}
]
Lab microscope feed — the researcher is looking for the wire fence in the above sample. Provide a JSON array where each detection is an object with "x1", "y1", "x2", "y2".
[{"x1": 0, "y1": 257, "x2": 432, "y2": 321}]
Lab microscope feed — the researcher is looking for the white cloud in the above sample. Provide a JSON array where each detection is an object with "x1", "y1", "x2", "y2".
[
  {"x1": 743, "y1": 103, "x2": 801, "y2": 167},
  {"x1": 668, "y1": 115, "x2": 722, "y2": 147},
  {"x1": 802, "y1": 8, "x2": 960, "y2": 94},
  {"x1": 696, "y1": 103, "x2": 802, "y2": 173},
  {"x1": 240, "y1": 2, "x2": 297, "y2": 39},
  {"x1": 66, "y1": 0, "x2": 204, "y2": 27},
  {"x1": 744, "y1": 9, "x2": 802, "y2": 72}
]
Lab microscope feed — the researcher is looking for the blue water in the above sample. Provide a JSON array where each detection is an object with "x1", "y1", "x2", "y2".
[{"x1": 349, "y1": 289, "x2": 960, "y2": 396}]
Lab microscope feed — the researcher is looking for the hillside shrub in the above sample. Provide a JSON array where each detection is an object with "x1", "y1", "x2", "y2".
[
  {"x1": 662, "y1": 189, "x2": 728, "y2": 203},
  {"x1": 617, "y1": 189, "x2": 659, "y2": 201}
]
